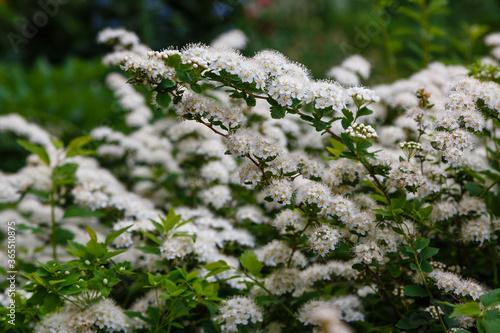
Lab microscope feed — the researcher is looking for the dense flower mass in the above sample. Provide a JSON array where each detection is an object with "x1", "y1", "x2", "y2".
[{"x1": 2, "y1": 26, "x2": 500, "y2": 333}]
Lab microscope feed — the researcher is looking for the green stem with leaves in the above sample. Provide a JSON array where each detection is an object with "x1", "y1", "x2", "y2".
[{"x1": 50, "y1": 171, "x2": 58, "y2": 261}]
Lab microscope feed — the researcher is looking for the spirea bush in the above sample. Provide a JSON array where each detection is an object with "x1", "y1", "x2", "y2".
[{"x1": 2, "y1": 28, "x2": 500, "y2": 332}]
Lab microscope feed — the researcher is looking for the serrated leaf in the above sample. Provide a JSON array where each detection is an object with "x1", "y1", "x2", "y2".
[
  {"x1": 404, "y1": 285, "x2": 428, "y2": 297},
  {"x1": 477, "y1": 308, "x2": 500, "y2": 332},
  {"x1": 270, "y1": 106, "x2": 286, "y2": 119},
  {"x1": 420, "y1": 247, "x2": 439, "y2": 260},
  {"x1": 451, "y1": 302, "x2": 481, "y2": 317},
  {"x1": 415, "y1": 237, "x2": 430, "y2": 249},
  {"x1": 246, "y1": 95, "x2": 256, "y2": 107},
  {"x1": 240, "y1": 251, "x2": 263, "y2": 276},
  {"x1": 480, "y1": 288, "x2": 500, "y2": 308}
]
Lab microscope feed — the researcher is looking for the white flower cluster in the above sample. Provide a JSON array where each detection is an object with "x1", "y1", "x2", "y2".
[
  {"x1": 429, "y1": 269, "x2": 485, "y2": 300},
  {"x1": 485, "y1": 32, "x2": 500, "y2": 60},
  {"x1": 399, "y1": 141, "x2": 423, "y2": 160},
  {"x1": 210, "y1": 29, "x2": 248, "y2": 50},
  {"x1": 106, "y1": 73, "x2": 152, "y2": 127},
  {"x1": 271, "y1": 209, "x2": 307, "y2": 234},
  {"x1": 34, "y1": 298, "x2": 130, "y2": 333},
  {"x1": 297, "y1": 295, "x2": 364, "y2": 325},
  {"x1": 309, "y1": 225, "x2": 341, "y2": 257},
  {"x1": 347, "y1": 86, "x2": 380, "y2": 104},
  {"x1": 215, "y1": 296, "x2": 263, "y2": 333},
  {"x1": 255, "y1": 240, "x2": 306, "y2": 267},
  {"x1": 326, "y1": 54, "x2": 371, "y2": 86},
  {"x1": 176, "y1": 90, "x2": 246, "y2": 130},
  {"x1": 346, "y1": 123, "x2": 378, "y2": 140},
  {"x1": 461, "y1": 215, "x2": 492, "y2": 244}
]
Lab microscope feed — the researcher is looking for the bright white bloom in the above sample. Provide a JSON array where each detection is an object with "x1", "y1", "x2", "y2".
[
  {"x1": 255, "y1": 240, "x2": 307, "y2": 267},
  {"x1": 272, "y1": 209, "x2": 307, "y2": 234},
  {"x1": 266, "y1": 179, "x2": 293, "y2": 205},
  {"x1": 346, "y1": 123, "x2": 378, "y2": 140},
  {"x1": 201, "y1": 185, "x2": 232, "y2": 209},
  {"x1": 309, "y1": 225, "x2": 341, "y2": 257},
  {"x1": 211, "y1": 29, "x2": 248, "y2": 49},
  {"x1": 160, "y1": 236, "x2": 195, "y2": 260},
  {"x1": 429, "y1": 269, "x2": 485, "y2": 300},
  {"x1": 215, "y1": 296, "x2": 263, "y2": 333}
]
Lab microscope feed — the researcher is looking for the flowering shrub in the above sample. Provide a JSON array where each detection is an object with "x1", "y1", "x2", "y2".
[{"x1": 2, "y1": 28, "x2": 500, "y2": 332}]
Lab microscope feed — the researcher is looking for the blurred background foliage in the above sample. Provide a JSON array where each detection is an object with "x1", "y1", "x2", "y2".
[{"x1": 1, "y1": 0, "x2": 500, "y2": 169}]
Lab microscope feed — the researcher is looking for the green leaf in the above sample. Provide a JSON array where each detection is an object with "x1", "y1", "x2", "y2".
[
  {"x1": 388, "y1": 265, "x2": 401, "y2": 278},
  {"x1": 421, "y1": 259, "x2": 433, "y2": 273},
  {"x1": 404, "y1": 285, "x2": 428, "y2": 297},
  {"x1": 392, "y1": 193, "x2": 406, "y2": 209},
  {"x1": 66, "y1": 136, "x2": 94, "y2": 158},
  {"x1": 356, "y1": 107, "x2": 373, "y2": 118},
  {"x1": 396, "y1": 310, "x2": 431, "y2": 329},
  {"x1": 158, "y1": 78, "x2": 175, "y2": 89},
  {"x1": 162, "y1": 207, "x2": 183, "y2": 232},
  {"x1": 371, "y1": 194, "x2": 389, "y2": 205},
  {"x1": 190, "y1": 83, "x2": 202, "y2": 94},
  {"x1": 342, "y1": 108, "x2": 354, "y2": 123},
  {"x1": 105, "y1": 225, "x2": 132, "y2": 246},
  {"x1": 141, "y1": 231, "x2": 162, "y2": 246},
  {"x1": 415, "y1": 237, "x2": 430, "y2": 249},
  {"x1": 51, "y1": 138, "x2": 64, "y2": 149},
  {"x1": 465, "y1": 182, "x2": 484, "y2": 196},
  {"x1": 477, "y1": 308, "x2": 500, "y2": 333},
  {"x1": 419, "y1": 205, "x2": 433, "y2": 219},
  {"x1": 176, "y1": 69, "x2": 191, "y2": 83},
  {"x1": 53, "y1": 163, "x2": 78, "y2": 186},
  {"x1": 17, "y1": 139, "x2": 50, "y2": 165},
  {"x1": 63, "y1": 206, "x2": 104, "y2": 218},
  {"x1": 420, "y1": 247, "x2": 439, "y2": 260},
  {"x1": 373, "y1": 209, "x2": 392, "y2": 217},
  {"x1": 451, "y1": 302, "x2": 481, "y2": 317},
  {"x1": 136, "y1": 246, "x2": 161, "y2": 255},
  {"x1": 55, "y1": 228, "x2": 74, "y2": 245},
  {"x1": 340, "y1": 133, "x2": 355, "y2": 151},
  {"x1": 167, "y1": 54, "x2": 182, "y2": 68},
  {"x1": 330, "y1": 138, "x2": 346, "y2": 152},
  {"x1": 86, "y1": 225, "x2": 97, "y2": 241},
  {"x1": 157, "y1": 91, "x2": 172, "y2": 109},
  {"x1": 480, "y1": 288, "x2": 500, "y2": 308},
  {"x1": 43, "y1": 293, "x2": 62, "y2": 313},
  {"x1": 203, "y1": 260, "x2": 231, "y2": 278},
  {"x1": 246, "y1": 95, "x2": 256, "y2": 107},
  {"x1": 240, "y1": 251, "x2": 263, "y2": 276},
  {"x1": 270, "y1": 105, "x2": 286, "y2": 119},
  {"x1": 67, "y1": 136, "x2": 92, "y2": 151}
]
